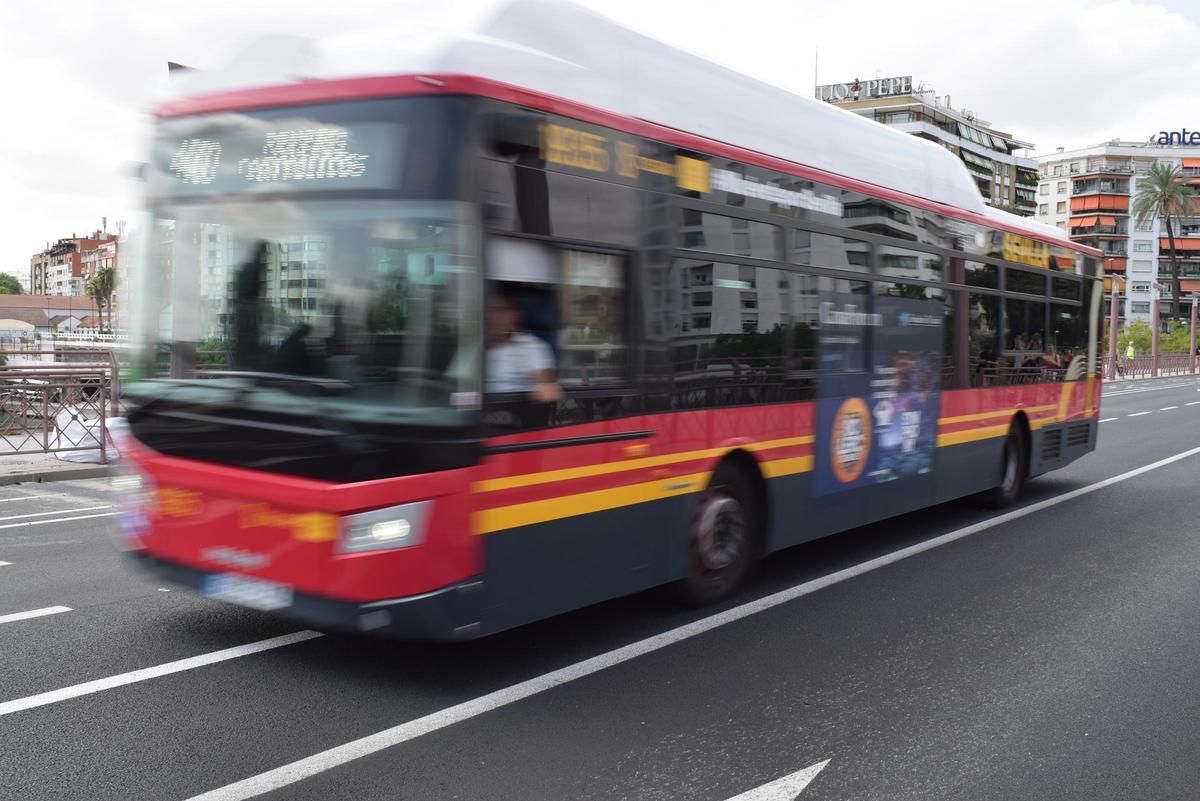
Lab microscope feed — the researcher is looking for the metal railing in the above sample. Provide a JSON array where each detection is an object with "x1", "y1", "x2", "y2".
[
  {"x1": 1105, "y1": 354, "x2": 1198, "y2": 380},
  {"x1": 0, "y1": 351, "x2": 121, "y2": 462}
]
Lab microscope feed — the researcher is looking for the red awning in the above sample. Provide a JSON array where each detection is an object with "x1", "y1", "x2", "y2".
[
  {"x1": 1183, "y1": 158, "x2": 1200, "y2": 168},
  {"x1": 1180, "y1": 279, "x2": 1200, "y2": 293},
  {"x1": 1161, "y1": 238, "x2": 1200, "y2": 251},
  {"x1": 1098, "y1": 216, "x2": 1117, "y2": 226},
  {"x1": 1069, "y1": 216, "x2": 1098, "y2": 227}
]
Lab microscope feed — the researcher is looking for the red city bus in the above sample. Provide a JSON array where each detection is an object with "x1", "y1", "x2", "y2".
[{"x1": 119, "y1": 3, "x2": 1104, "y2": 639}]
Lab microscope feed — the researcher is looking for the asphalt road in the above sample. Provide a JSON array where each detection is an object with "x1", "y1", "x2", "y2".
[{"x1": 4, "y1": 375, "x2": 1200, "y2": 801}]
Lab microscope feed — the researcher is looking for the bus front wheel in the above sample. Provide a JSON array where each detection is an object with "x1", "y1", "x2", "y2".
[
  {"x1": 981, "y1": 426, "x2": 1027, "y2": 508},
  {"x1": 676, "y1": 462, "x2": 758, "y2": 606}
]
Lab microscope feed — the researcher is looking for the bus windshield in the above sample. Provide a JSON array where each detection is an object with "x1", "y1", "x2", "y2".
[{"x1": 131, "y1": 97, "x2": 481, "y2": 420}]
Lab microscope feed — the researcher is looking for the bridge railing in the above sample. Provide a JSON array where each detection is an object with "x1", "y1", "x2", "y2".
[{"x1": 0, "y1": 350, "x2": 121, "y2": 462}]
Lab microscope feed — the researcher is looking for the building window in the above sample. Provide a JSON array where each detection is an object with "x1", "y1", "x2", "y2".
[
  {"x1": 1130, "y1": 282, "x2": 1151, "y2": 294},
  {"x1": 1056, "y1": 181, "x2": 1067, "y2": 193},
  {"x1": 1039, "y1": 184, "x2": 1049, "y2": 196},
  {"x1": 1133, "y1": 241, "x2": 1153, "y2": 253},
  {"x1": 1038, "y1": 204, "x2": 1048, "y2": 215},
  {"x1": 1056, "y1": 202, "x2": 1066, "y2": 213},
  {"x1": 1135, "y1": 219, "x2": 1155, "y2": 232},
  {"x1": 1132, "y1": 260, "x2": 1153, "y2": 273},
  {"x1": 1130, "y1": 301, "x2": 1151, "y2": 314}
]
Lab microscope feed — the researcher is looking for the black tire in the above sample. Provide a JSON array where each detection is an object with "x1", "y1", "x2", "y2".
[
  {"x1": 675, "y1": 461, "x2": 759, "y2": 606},
  {"x1": 981, "y1": 426, "x2": 1027, "y2": 508}
]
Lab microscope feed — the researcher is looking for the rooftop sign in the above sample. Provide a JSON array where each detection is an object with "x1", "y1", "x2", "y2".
[{"x1": 816, "y1": 76, "x2": 913, "y2": 104}]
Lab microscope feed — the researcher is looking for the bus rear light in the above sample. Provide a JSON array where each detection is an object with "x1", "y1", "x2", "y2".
[{"x1": 338, "y1": 500, "x2": 430, "y2": 554}]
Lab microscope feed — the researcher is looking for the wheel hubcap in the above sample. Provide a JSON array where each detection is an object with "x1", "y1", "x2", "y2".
[
  {"x1": 696, "y1": 494, "x2": 745, "y2": 571},
  {"x1": 1002, "y1": 441, "x2": 1017, "y2": 491}
]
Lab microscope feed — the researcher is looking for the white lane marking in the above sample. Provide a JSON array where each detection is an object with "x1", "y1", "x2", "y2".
[
  {"x1": 0, "y1": 512, "x2": 116, "y2": 531},
  {"x1": 0, "y1": 561, "x2": 11, "y2": 566},
  {"x1": 1102, "y1": 382, "x2": 1196, "y2": 398},
  {"x1": 0, "y1": 606, "x2": 72, "y2": 625},
  {"x1": 182, "y1": 443, "x2": 1200, "y2": 801},
  {"x1": 0, "y1": 505, "x2": 109, "y2": 523},
  {"x1": 0, "y1": 630, "x2": 323, "y2": 717},
  {"x1": 1188, "y1": 401, "x2": 1200, "y2": 406},
  {"x1": 0, "y1": 495, "x2": 59, "y2": 504},
  {"x1": 1161, "y1": 406, "x2": 1179, "y2": 411},
  {"x1": 1129, "y1": 411, "x2": 1152, "y2": 417},
  {"x1": 725, "y1": 760, "x2": 830, "y2": 800},
  {"x1": 1099, "y1": 417, "x2": 1118, "y2": 423}
]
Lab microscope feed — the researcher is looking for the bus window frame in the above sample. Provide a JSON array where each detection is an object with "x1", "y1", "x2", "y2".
[{"x1": 481, "y1": 230, "x2": 638, "y2": 410}]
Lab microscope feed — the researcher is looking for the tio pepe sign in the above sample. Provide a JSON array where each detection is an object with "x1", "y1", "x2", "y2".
[{"x1": 816, "y1": 76, "x2": 912, "y2": 103}]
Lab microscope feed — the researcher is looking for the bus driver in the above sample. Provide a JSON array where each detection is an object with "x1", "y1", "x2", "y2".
[{"x1": 486, "y1": 288, "x2": 563, "y2": 404}]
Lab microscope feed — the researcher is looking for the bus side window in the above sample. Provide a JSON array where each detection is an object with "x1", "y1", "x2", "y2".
[
  {"x1": 482, "y1": 238, "x2": 633, "y2": 430},
  {"x1": 967, "y1": 294, "x2": 1001, "y2": 387}
]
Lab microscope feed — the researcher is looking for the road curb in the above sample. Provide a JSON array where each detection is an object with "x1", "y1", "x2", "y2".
[{"x1": 0, "y1": 464, "x2": 116, "y2": 485}]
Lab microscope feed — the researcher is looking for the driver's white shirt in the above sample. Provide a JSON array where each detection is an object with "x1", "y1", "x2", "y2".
[{"x1": 487, "y1": 332, "x2": 554, "y2": 393}]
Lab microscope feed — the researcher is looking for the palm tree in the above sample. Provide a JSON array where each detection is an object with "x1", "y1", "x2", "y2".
[
  {"x1": 1133, "y1": 163, "x2": 1197, "y2": 321},
  {"x1": 85, "y1": 266, "x2": 117, "y2": 333}
]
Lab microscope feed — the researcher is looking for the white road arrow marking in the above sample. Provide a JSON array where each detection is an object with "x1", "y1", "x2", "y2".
[{"x1": 723, "y1": 760, "x2": 831, "y2": 801}]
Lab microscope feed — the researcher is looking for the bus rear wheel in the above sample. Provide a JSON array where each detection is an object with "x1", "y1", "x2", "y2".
[
  {"x1": 981, "y1": 426, "x2": 1027, "y2": 508},
  {"x1": 676, "y1": 462, "x2": 758, "y2": 606}
]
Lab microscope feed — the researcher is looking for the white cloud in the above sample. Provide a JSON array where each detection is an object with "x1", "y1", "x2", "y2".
[{"x1": 1, "y1": 0, "x2": 1198, "y2": 281}]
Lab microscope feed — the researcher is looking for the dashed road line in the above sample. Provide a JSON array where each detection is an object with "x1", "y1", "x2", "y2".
[
  {"x1": 0, "y1": 606, "x2": 72, "y2": 626},
  {"x1": 1099, "y1": 417, "x2": 1118, "y2": 423},
  {"x1": 182, "y1": 443, "x2": 1200, "y2": 801},
  {"x1": 0, "y1": 561, "x2": 11, "y2": 567},
  {"x1": 1188, "y1": 401, "x2": 1200, "y2": 406},
  {"x1": 0, "y1": 512, "x2": 116, "y2": 531},
  {"x1": 0, "y1": 495, "x2": 61, "y2": 505},
  {"x1": 1129, "y1": 411, "x2": 1152, "y2": 417},
  {"x1": 0, "y1": 630, "x2": 323, "y2": 717},
  {"x1": 0, "y1": 505, "x2": 109, "y2": 523},
  {"x1": 1161, "y1": 406, "x2": 1179, "y2": 411}
]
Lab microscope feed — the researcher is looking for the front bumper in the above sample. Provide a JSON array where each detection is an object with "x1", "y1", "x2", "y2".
[{"x1": 127, "y1": 553, "x2": 485, "y2": 641}]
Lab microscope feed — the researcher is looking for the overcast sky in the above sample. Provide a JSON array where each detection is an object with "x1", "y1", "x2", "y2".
[{"x1": 4, "y1": 0, "x2": 1200, "y2": 281}]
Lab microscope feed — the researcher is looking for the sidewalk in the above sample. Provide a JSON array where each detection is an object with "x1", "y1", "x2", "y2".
[{"x1": 0, "y1": 451, "x2": 116, "y2": 485}]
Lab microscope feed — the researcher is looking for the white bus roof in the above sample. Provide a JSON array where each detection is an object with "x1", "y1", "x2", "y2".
[{"x1": 171, "y1": 0, "x2": 1075, "y2": 247}]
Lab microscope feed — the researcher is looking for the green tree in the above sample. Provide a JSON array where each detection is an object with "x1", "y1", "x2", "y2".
[
  {"x1": 1133, "y1": 163, "x2": 1197, "y2": 321},
  {"x1": 0, "y1": 273, "x2": 23, "y2": 294},
  {"x1": 85, "y1": 266, "x2": 117, "y2": 332}
]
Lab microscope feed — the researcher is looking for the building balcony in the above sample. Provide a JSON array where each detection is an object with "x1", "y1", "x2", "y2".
[
  {"x1": 1081, "y1": 160, "x2": 1134, "y2": 175},
  {"x1": 1072, "y1": 179, "x2": 1130, "y2": 195},
  {"x1": 1070, "y1": 194, "x2": 1129, "y2": 213},
  {"x1": 1159, "y1": 238, "x2": 1200, "y2": 255},
  {"x1": 1069, "y1": 215, "x2": 1127, "y2": 237}
]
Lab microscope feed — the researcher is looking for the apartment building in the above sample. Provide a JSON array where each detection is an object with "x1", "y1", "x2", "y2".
[
  {"x1": 1035, "y1": 142, "x2": 1200, "y2": 323},
  {"x1": 29, "y1": 230, "x2": 118, "y2": 297},
  {"x1": 817, "y1": 76, "x2": 1039, "y2": 215}
]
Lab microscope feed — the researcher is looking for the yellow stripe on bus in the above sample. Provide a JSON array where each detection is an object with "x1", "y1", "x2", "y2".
[
  {"x1": 473, "y1": 453, "x2": 816, "y2": 535},
  {"x1": 938, "y1": 404, "x2": 1057, "y2": 425},
  {"x1": 473, "y1": 435, "x2": 813, "y2": 494},
  {"x1": 474, "y1": 471, "x2": 710, "y2": 534},
  {"x1": 935, "y1": 424, "x2": 1012, "y2": 447}
]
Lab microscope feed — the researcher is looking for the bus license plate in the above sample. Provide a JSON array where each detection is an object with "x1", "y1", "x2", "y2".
[{"x1": 202, "y1": 574, "x2": 293, "y2": 611}]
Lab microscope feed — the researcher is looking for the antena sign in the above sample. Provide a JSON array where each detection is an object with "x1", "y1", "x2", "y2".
[{"x1": 816, "y1": 76, "x2": 913, "y2": 104}]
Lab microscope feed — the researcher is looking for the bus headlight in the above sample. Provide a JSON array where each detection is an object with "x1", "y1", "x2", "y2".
[{"x1": 339, "y1": 501, "x2": 430, "y2": 553}]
